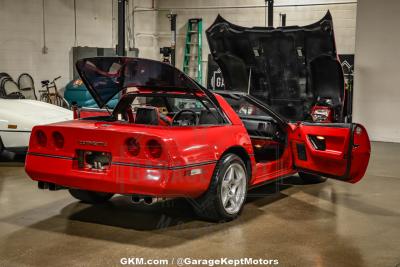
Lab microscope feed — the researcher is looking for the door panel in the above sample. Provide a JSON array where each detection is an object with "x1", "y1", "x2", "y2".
[
  {"x1": 347, "y1": 124, "x2": 371, "y2": 183},
  {"x1": 289, "y1": 123, "x2": 370, "y2": 183}
]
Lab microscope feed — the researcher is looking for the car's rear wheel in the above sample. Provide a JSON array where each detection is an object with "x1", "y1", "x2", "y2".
[
  {"x1": 298, "y1": 172, "x2": 327, "y2": 184},
  {"x1": 69, "y1": 189, "x2": 114, "y2": 204},
  {"x1": 191, "y1": 153, "x2": 248, "y2": 222}
]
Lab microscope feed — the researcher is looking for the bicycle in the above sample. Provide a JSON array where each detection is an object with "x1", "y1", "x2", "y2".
[{"x1": 39, "y1": 76, "x2": 70, "y2": 109}]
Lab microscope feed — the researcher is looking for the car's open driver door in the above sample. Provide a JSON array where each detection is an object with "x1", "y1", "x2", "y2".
[{"x1": 289, "y1": 123, "x2": 370, "y2": 183}]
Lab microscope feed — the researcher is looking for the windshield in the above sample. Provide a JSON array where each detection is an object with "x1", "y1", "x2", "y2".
[{"x1": 76, "y1": 57, "x2": 201, "y2": 108}]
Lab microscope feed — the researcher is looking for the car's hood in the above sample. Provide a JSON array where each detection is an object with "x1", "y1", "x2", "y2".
[
  {"x1": 206, "y1": 11, "x2": 344, "y2": 120},
  {"x1": 0, "y1": 99, "x2": 72, "y2": 131},
  {"x1": 76, "y1": 57, "x2": 204, "y2": 108}
]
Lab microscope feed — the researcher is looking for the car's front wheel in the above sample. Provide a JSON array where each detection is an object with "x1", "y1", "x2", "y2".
[
  {"x1": 191, "y1": 154, "x2": 248, "y2": 222},
  {"x1": 69, "y1": 189, "x2": 114, "y2": 204}
]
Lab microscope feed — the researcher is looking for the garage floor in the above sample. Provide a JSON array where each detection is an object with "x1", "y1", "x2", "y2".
[{"x1": 0, "y1": 142, "x2": 399, "y2": 267}]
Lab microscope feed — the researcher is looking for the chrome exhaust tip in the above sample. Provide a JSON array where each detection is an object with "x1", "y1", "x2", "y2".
[
  {"x1": 38, "y1": 181, "x2": 49, "y2": 190},
  {"x1": 131, "y1": 196, "x2": 142, "y2": 204},
  {"x1": 48, "y1": 183, "x2": 56, "y2": 191},
  {"x1": 38, "y1": 182, "x2": 64, "y2": 191},
  {"x1": 143, "y1": 197, "x2": 153, "y2": 205}
]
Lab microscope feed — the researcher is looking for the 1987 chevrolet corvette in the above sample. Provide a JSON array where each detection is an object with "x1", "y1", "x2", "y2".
[{"x1": 25, "y1": 57, "x2": 370, "y2": 221}]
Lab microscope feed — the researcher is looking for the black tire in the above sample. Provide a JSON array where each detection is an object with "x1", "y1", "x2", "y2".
[
  {"x1": 69, "y1": 189, "x2": 114, "y2": 204},
  {"x1": 190, "y1": 153, "x2": 248, "y2": 222},
  {"x1": 298, "y1": 172, "x2": 327, "y2": 184},
  {"x1": 0, "y1": 136, "x2": 3, "y2": 150}
]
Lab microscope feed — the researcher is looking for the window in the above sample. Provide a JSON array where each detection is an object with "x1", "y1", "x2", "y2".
[
  {"x1": 223, "y1": 95, "x2": 269, "y2": 116},
  {"x1": 114, "y1": 93, "x2": 226, "y2": 126},
  {"x1": 131, "y1": 96, "x2": 211, "y2": 114}
]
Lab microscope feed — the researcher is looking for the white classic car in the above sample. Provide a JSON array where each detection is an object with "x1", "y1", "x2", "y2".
[{"x1": 0, "y1": 99, "x2": 72, "y2": 159}]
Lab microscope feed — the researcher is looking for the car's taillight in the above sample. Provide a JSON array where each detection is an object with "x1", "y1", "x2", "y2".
[
  {"x1": 147, "y1": 139, "x2": 162, "y2": 158},
  {"x1": 126, "y1": 138, "x2": 140, "y2": 156},
  {"x1": 36, "y1": 130, "x2": 47, "y2": 147},
  {"x1": 52, "y1": 131, "x2": 64, "y2": 149}
]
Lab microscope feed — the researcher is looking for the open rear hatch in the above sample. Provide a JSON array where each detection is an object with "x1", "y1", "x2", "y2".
[
  {"x1": 206, "y1": 11, "x2": 345, "y2": 121},
  {"x1": 76, "y1": 57, "x2": 203, "y2": 108}
]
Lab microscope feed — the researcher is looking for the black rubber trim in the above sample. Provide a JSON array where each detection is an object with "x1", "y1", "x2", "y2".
[
  {"x1": 112, "y1": 160, "x2": 217, "y2": 170},
  {"x1": 248, "y1": 172, "x2": 296, "y2": 190},
  {"x1": 27, "y1": 152, "x2": 217, "y2": 170},
  {"x1": 27, "y1": 152, "x2": 74, "y2": 160},
  {"x1": 300, "y1": 122, "x2": 350, "y2": 128},
  {"x1": 249, "y1": 135, "x2": 273, "y2": 140},
  {"x1": 0, "y1": 130, "x2": 31, "y2": 133}
]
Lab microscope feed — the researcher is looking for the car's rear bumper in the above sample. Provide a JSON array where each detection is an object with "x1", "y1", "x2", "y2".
[{"x1": 25, "y1": 153, "x2": 216, "y2": 198}]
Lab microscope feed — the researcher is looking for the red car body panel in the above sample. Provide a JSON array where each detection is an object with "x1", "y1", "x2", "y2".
[
  {"x1": 288, "y1": 123, "x2": 370, "y2": 183},
  {"x1": 25, "y1": 92, "x2": 370, "y2": 198},
  {"x1": 26, "y1": 93, "x2": 253, "y2": 197}
]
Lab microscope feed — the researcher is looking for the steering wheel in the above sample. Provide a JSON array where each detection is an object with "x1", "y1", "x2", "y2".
[{"x1": 172, "y1": 109, "x2": 198, "y2": 126}]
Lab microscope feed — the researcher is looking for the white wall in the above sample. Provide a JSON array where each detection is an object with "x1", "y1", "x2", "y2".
[
  {"x1": 132, "y1": 0, "x2": 159, "y2": 59},
  {"x1": 147, "y1": 0, "x2": 357, "y2": 84},
  {"x1": 0, "y1": 0, "x2": 115, "y2": 93},
  {"x1": 354, "y1": 0, "x2": 400, "y2": 142},
  {"x1": 0, "y1": 0, "x2": 357, "y2": 91}
]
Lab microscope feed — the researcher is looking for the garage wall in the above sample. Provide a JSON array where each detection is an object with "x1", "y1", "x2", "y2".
[
  {"x1": 149, "y1": 0, "x2": 357, "y2": 85},
  {"x1": 132, "y1": 0, "x2": 159, "y2": 60},
  {"x1": 0, "y1": 0, "x2": 115, "y2": 92},
  {"x1": 353, "y1": 0, "x2": 400, "y2": 143}
]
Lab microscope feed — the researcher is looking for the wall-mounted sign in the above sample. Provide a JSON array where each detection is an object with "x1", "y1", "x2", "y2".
[{"x1": 207, "y1": 54, "x2": 225, "y2": 90}]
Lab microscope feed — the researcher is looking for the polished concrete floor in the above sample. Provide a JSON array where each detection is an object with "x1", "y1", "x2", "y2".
[{"x1": 0, "y1": 142, "x2": 399, "y2": 267}]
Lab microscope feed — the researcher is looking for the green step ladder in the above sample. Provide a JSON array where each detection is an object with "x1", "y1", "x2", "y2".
[{"x1": 183, "y1": 18, "x2": 203, "y2": 84}]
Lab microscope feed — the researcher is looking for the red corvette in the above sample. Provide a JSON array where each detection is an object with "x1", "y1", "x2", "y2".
[{"x1": 25, "y1": 57, "x2": 370, "y2": 221}]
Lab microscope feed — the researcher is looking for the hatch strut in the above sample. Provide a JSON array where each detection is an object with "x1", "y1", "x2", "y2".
[{"x1": 247, "y1": 68, "x2": 252, "y2": 95}]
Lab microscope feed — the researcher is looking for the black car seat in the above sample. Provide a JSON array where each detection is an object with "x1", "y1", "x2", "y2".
[{"x1": 135, "y1": 107, "x2": 159, "y2": 125}]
